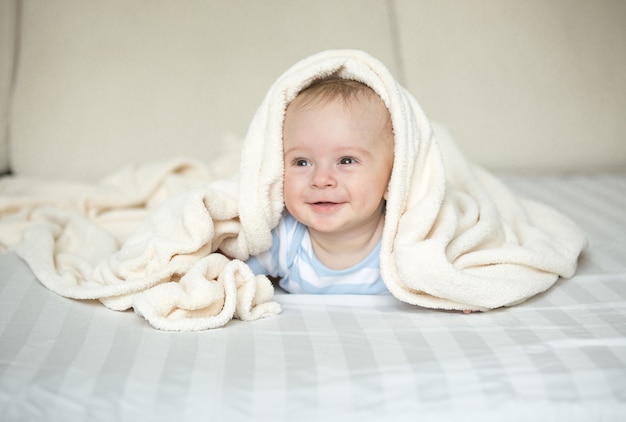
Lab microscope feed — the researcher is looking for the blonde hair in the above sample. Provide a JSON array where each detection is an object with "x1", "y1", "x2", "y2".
[
  {"x1": 292, "y1": 76, "x2": 382, "y2": 109},
  {"x1": 289, "y1": 77, "x2": 393, "y2": 134}
]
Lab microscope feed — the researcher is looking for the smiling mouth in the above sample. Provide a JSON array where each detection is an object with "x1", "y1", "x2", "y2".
[{"x1": 310, "y1": 201, "x2": 343, "y2": 212}]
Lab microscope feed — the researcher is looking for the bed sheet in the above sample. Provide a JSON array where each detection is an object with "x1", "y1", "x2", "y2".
[{"x1": 1, "y1": 173, "x2": 625, "y2": 421}]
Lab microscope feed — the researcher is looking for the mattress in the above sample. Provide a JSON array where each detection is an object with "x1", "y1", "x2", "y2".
[{"x1": 1, "y1": 172, "x2": 625, "y2": 421}]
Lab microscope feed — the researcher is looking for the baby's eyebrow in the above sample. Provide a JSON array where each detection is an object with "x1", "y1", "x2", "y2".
[
  {"x1": 283, "y1": 146, "x2": 373, "y2": 157},
  {"x1": 338, "y1": 147, "x2": 373, "y2": 157},
  {"x1": 283, "y1": 146, "x2": 309, "y2": 156}
]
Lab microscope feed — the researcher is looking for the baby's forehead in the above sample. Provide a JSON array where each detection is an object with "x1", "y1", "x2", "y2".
[
  {"x1": 289, "y1": 86, "x2": 390, "y2": 119},
  {"x1": 284, "y1": 92, "x2": 394, "y2": 153},
  {"x1": 286, "y1": 93, "x2": 390, "y2": 127},
  {"x1": 285, "y1": 78, "x2": 393, "y2": 140}
]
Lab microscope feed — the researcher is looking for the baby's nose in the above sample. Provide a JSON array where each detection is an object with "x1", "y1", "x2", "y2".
[{"x1": 311, "y1": 166, "x2": 337, "y2": 188}]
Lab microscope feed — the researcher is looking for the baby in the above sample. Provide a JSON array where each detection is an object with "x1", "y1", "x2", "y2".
[{"x1": 246, "y1": 77, "x2": 394, "y2": 294}]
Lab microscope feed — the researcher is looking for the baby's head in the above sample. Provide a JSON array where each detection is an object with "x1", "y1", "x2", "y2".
[
  {"x1": 289, "y1": 77, "x2": 390, "y2": 112},
  {"x1": 282, "y1": 77, "x2": 394, "y2": 239}
]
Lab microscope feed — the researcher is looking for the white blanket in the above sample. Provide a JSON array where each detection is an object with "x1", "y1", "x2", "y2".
[
  {"x1": 0, "y1": 50, "x2": 586, "y2": 330},
  {"x1": 0, "y1": 158, "x2": 280, "y2": 330}
]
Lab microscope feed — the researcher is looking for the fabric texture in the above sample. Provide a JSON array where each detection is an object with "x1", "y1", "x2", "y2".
[
  {"x1": 238, "y1": 49, "x2": 587, "y2": 311},
  {"x1": 0, "y1": 158, "x2": 281, "y2": 331},
  {"x1": 0, "y1": 49, "x2": 587, "y2": 330},
  {"x1": 2, "y1": 172, "x2": 625, "y2": 419}
]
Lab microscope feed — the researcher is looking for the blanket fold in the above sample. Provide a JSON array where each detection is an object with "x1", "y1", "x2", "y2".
[
  {"x1": 1, "y1": 158, "x2": 282, "y2": 330},
  {"x1": 0, "y1": 49, "x2": 586, "y2": 330},
  {"x1": 238, "y1": 49, "x2": 586, "y2": 312}
]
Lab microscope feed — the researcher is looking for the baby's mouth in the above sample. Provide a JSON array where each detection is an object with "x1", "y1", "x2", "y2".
[{"x1": 310, "y1": 201, "x2": 343, "y2": 213}]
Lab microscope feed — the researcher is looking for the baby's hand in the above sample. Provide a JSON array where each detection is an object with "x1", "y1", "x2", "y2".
[{"x1": 462, "y1": 310, "x2": 474, "y2": 314}]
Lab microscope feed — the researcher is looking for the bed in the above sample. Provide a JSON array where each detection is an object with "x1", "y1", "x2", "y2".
[
  {"x1": 2, "y1": 1, "x2": 625, "y2": 420},
  {"x1": 1, "y1": 172, "x2": 625, "y2": 421}
]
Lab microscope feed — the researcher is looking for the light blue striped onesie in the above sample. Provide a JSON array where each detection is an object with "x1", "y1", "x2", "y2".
[{"x1": 246, "y1": 212, "x2": 389, "y2": 294}]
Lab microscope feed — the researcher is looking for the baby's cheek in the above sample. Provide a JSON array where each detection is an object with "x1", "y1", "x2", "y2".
[{"x1": 356, "y1": 180, "x2": 386, "y2": 202}]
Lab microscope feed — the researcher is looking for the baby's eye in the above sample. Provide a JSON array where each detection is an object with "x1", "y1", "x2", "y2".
[
  {"x1": 339, "y1": 157, "x2": 357, "y2": 165},
  {"x1": 294, "y1": 159, "x2": 311, "y2": 167}
]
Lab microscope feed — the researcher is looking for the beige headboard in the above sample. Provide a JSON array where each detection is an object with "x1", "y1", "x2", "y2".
[{"x1": 1, "y1": 0, "x2": 624, "y2": 181}]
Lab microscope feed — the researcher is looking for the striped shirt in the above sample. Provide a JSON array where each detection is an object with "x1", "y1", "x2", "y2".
[{"x1": 246, "y1": 212, "x2": 389, "y2": 294}]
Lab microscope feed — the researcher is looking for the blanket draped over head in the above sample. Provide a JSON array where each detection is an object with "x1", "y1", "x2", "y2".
[{"x1": 0, "y1": 50, "x2": 586, "y2": 331}]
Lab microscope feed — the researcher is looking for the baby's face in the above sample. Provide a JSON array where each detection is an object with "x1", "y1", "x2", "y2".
[{"x1": 282, "y1": 95, "x2": 393, "y2": 239}]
